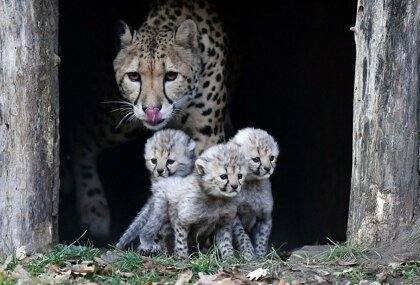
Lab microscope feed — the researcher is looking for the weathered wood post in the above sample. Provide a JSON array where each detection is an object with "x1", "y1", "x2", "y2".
[
  {"x1": 0, "y1": 0, "x2": 60, "y2": 255},
  {"x1": 348, "y1": 0, "x2": 420, "y2": 250}
]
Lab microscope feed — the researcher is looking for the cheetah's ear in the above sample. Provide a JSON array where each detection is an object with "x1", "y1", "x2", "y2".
[
  {"x1": 175, "y1": 19, "x2": 198, "y2": 49},
  {"x1": 195, "y1": 158, "x2": 206, "y2": 175},
  {"x1": 115, "y1": 20, "x2": 134, "y2": 50}
]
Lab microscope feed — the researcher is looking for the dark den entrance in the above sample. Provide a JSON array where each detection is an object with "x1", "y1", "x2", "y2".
[{"x1": 58, "y1": 0, "x2": 356, "y2": 251}]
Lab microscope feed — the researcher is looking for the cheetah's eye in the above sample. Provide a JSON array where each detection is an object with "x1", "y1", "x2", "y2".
[
  {"x1": 220, "y1": 174, "x2": 228, "y2": 180},
  {"x1": 164, "y1": 71, "x2": 178, "y2": 82},
  {"x1": 151, "y1": 158, "x2": 157, "y2": 164},
  {"x1": 238, "y1": 174, "x2": 243, "y2": 179},
  {"x1": 167, "y1": 159, "x2": 175, "y2": 165},
  {"x1": 127, "y1": 72, "x2": 140, "y2": 82},
  {"x1": 269, "y1": 155, "x2": 275, "y2": 162},
  {"x1": 252, "y1": 157, "x2": 260, "y2": 163}
]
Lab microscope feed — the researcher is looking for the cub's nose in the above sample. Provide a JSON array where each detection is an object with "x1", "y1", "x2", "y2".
[
  {"x1": 157, "y1": 169, "x2": 164, "y2": 175},
  {"x1": 231, "y1": 184, "x2": 238, "y2": 190},
  {"x1": 264, "y1": 167, "x2": 271, "y2": 172}
]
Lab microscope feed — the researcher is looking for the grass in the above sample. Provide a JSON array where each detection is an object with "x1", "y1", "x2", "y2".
[
  {"x1": 0, "y1": 242, "x2": 256, "y2": 284},
  {"x1": 314, "y1": 238, "x2": 372, "y2": 264}
]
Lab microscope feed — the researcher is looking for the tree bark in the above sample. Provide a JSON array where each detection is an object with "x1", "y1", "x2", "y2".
[
  {"x1": 0, "y1": 0, "x2": 59, "y2": 255},
  {"x1": 348, "y1": 0, "x2": 420, "y2": 248}
]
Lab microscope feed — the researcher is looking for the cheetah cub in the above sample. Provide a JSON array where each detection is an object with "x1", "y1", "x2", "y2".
[
  {"x1": 116, "y1": 129, "x2": 196, "y2": 250},
  {"x1": 228, "y1": 128, "x2": 279, "y2": 257},
  {"x1": 138, "y1": 144, "x2": 248, "y2": 259}
]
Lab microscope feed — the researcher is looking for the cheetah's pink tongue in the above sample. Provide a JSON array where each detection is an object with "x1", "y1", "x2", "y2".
[{"x1": 144, "y1": 107, "x2": 163, "y2": 124}]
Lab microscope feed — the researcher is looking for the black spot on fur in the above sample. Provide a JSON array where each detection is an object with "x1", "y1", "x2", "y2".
[
  {"x1": 208, "y1": 48, "x2": 216, "y2": 57},
  {"x1": 181, "y1": 114, "x2": 189, "y2": 124},
  {"x1": 199, "y1": 125, "x2": 212, "y2": 136},
  {"x1": 216, "y1": 74, "x2": 222, "y2": 82},
  {"x1": 195, "y1": 103, "x2": 205, "y2": 108},
  {"x1": 203, "y1": 81, "x2": 210, "y2": 88},
  {"x1": 206, "y1": 92, "x2": 213, "y2": 100},
  {"x1": 201, "y1": 28, "x2": 208, "y2": 34},
  {"x1": 202, "y1": 108, "x2": 212, "y2": 116}
]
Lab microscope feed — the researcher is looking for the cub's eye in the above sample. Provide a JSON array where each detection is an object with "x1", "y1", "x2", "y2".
[
  {"x1": 269, "y1": 155, "x2": 275, "y2": 161},
  {"x1": 220, "y1": 174, "x2": 228, "y2": 180},
  {"x1": 164, "y1": 71, "x2": 178, "y2": 81},
  {"x1": 167, "y1": 159, "x2": 175, "y2": 165},
  {"x1": 151, "y1": 158, "x2": 157, "y2": 164},
  {"x1": 238, "y1": 174, "x2": 243, "y2": 179},
  {"x1": 127, "y1": 72, "x2": 140, "y2": 82},
  {"x1": 252, "y1": 157, "x2": 260, "y2": 163}
]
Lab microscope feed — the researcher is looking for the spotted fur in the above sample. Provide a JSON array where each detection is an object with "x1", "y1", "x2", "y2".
[
  {"x1": 228, "y1": 128, "x2": 280, "y2": 257},
  {"x1": 72, "y1": 0, "x2": 231, "y2": 238},
  {"x1": 137, "y1": 144, "x2": 248, "y2": 259},
  {"x1": 116, "y1": 129, "x2": 195, "y2": 250}
]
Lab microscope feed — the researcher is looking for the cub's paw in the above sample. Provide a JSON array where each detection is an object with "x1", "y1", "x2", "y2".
[{"x1": 138, "y1": 243, "x2": 162, "y2": 255}]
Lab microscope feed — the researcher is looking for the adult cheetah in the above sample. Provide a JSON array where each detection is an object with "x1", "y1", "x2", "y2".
[{"x1": 71, "y1": 0, "x2": 232, "y2": 238}]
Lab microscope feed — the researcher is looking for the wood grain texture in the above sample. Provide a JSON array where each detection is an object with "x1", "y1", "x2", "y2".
[
  {"x1": 348, "y1": 0, "x2": 419, "y2": 246},
  {"x1": 0, "y1": 0, "x2": 59, "y2": 255}
]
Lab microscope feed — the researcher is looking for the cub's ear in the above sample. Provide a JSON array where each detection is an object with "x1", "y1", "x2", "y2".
[
  {"x1": 187, "y1": 139, "x2": 196, "y2": 153},
  {"x1": 195, "y1": 158, "x2": 206, "y2": 175},
  {"x1": 115, "y1": 20, "x2": 134, "y2": 50},
  {"x1": 175, "y1": 19, "x2": 198, "y2": 49}
]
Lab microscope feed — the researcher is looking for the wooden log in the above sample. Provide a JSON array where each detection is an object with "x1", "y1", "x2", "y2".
[
  {"x1": 348, "y1": 0, "x2": 419, "y2": 247},
  {"x1": 0, "y1": 0, "x2": 59, "y2": 255}
]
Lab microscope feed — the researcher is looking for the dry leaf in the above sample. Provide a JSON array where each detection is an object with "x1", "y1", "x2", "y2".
[
  {"x1": 15, "y1": 246, "x2": 27, "y2": 261},
  {"x1": 314, "y1": 269, "x2": 330, "y2": 276},
  {"x1": 338, "y1": 259, "x2": 358, "y2": 266},
  {"x1": 116, "y1": 269, "x2": 135, "y2": 278},
  {"x1": 278, "y1": 280, "x2": 288, "y2": 285},
  {"x1": 175, "y1": 270, "x2": 193, "y2": 285},
  {"x1": 246, "y1": 268, "x2": 270, "y2": 281},
  {"x1": 313, "y1": 275, "x2": 325, "y2": 283},
  {"x1": 11, "y1": 264, "x2": 31, "y2": 281},
  {"x1": 195, "y1": 272, "x2": 217, "y2": 285},
  {"x1": 93, "y1": 256, "x2": 108, "y2": 265},
  {"x1": 213, "y1": 277, "x2": 236, "y2": 285}
]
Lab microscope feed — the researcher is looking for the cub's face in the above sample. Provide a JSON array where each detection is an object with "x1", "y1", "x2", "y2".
[
  {"x1": 113, "y1": 20, "x2": 201, "y2": 130},
  {"x1": 144, "y1": 129, "x2": 196, "y2": 179},
  {"x1": 229, "y1": 128, "x2": 280, "y2": 180},
  {"x1": 195, "y1": 145, "x2": 248, "y2": 198}
]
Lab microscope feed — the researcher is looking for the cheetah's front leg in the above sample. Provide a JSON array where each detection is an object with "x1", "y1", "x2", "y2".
[
  {"x1": 215, "y1": 219, "x2": 234, "y2": 259},
  {"x1": 73, "y1": 140, "x2": 110, "y2": 239},
  {"x1": 173, "y1": 222, "x2": 189, "y2": 259},
  {"x1": 252, "y1": 214, "x2": 273, "y2": 257},
  {"x1": 232, "y1": 217, "x2": 255, "y2": 259}
]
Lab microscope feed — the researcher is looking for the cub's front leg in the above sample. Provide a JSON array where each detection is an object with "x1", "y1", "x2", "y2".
[
  {"x1": 252, "y1": 214, "x2": 273, "y2": 257},
  {"x1": 173, "y1": 222, "x2": 190, "y2": 259},
  {"x1": 214, "y1": 218, "x2": 235, "y2": 259},
  {"x1": 232, "y1": 217, "x2": 255, "y2": 259}
]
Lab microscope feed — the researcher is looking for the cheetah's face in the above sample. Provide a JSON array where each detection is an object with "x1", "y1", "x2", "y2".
[
  {"x1": 195, "y1": 145, "x2": 248, "y2": 198},
  {"x1": 229, "y1": 128, "x2": 280, "y2": 180},
  {"x1": 113, "y1": 20, "x2": 201, "y2": 130},
  {"x1": 144, "y1": 129, "x2": 196, "y2": 179}
]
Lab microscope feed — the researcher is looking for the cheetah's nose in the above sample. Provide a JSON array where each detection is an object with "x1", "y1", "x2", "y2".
[
  {"x1": 264, "y1": 167, "x2": 271, "y2": 172},
  {"x1": 142, "y1": 104, "x2": 162, "y2": 112},
  {"x1": 231, "y1": 184, "x2": 238, "y2": 190},
  {"x1": 157, "y1": 169, "x2": 164, "y2": 175}
]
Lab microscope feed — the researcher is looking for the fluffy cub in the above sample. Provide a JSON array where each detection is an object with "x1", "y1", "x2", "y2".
[
  {"x1": 138, "y1": 144, "x2": 248, "y2": 259},
  {"x1": 116, "y1": 129, "x2": 196, "y2": 250},
  {"x1": 229, "y1": 128, "x2": 280, "y2": 257}
]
